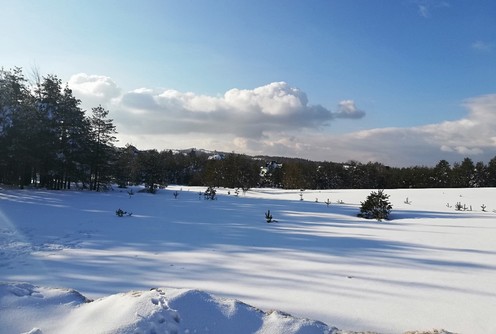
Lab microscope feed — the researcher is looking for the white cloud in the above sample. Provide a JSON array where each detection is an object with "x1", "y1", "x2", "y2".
[
  {"x1": 68, "y1": 73, "x2": 496, "y2": 166},
  {"x1": 68, "y1": 73, "x2": 121, "y2": 110},
  {"x1": 311, "y1": 93, "x2": 496, "y2": 165},
  {"x1": 226, "y1": 93, "x2": 496, "y2": 166},
  {"x1": 334, "y1": 100, "x2": 366, "y2": 119},
  {"x1": 113, "y1": 81, "x2": 364, "y2": 140}
]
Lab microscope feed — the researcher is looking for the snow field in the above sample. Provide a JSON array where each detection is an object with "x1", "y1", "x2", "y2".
[{"x1": 1, "y1": 186, "x2": 495, "y2": 333}]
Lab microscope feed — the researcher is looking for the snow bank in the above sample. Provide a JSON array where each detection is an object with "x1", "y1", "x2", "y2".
[{"x1": 0, "y1": 282, "x2": 334, "y2": 334}]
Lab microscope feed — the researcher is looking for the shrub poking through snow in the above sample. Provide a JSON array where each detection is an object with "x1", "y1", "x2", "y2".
[
  {"x1": 358, "y1": 189, "x2": 392, "y2": 221},
  {"x1": 455, "y1": 202, "x2": 469, "y2": 211},
  {"x1": 116, "y1": 209, "x2": 132, "y2": 217},
  {"x1": 265, "y1": 210, "x2": 276, "y2": 223},
  {"x1": 173, "y1": 191, "x2": 179, "y2": 199},
  {"x1": 204, "y1": 186, "x2": 216, "y2": 200}
]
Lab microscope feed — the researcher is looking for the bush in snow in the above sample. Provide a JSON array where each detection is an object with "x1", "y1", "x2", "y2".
[
  {"x1": 116, "y1": 208, "x2": 132, "y2": 217},
  {"x1": 204, "y1": 186, "x2": 216, "y2": 200},
  {"x1": 358, "y1": 189, "x2": 392, "y2": 221},
  {"x1": 265, "y1": 210, "x2": 277, "y2": 223},
  {"x1": 454, "y1": 202, "x2": 469, "y2": 211}
]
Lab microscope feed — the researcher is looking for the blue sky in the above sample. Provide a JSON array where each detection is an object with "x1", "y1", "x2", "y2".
[{"x1": 1, "y1": 0, "x2": 495, "y2": 166}]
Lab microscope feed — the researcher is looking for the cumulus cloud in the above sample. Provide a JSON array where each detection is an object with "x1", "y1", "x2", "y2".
[
  {"x1": 68, "y1": 73, "x2": 121, "y2": 110},
  {"x1": 68, "y1": 73, "x2": 496, "y2": 166},
  {"x1": 114, "y1": 81, "x2": 364, "y2": 140},
  {"x1": 206, "y1": 93, "x2": 496, "y2": 166}
]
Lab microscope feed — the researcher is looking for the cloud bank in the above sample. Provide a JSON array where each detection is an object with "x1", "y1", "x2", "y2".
[
  {"x1": 69, "y1": 74, "x2": 496, "y2": 167},
  {"x1": 112, "y1": 81, "x2": 364, "y2": 139}
]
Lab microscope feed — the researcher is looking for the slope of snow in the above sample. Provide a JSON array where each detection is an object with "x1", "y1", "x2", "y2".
[
  {"x1": 1, "y1": 185, "x2": 495, "y2": 333},
  {"x1": 0, "y1": 282, "x2": 332, "y2": 334}
]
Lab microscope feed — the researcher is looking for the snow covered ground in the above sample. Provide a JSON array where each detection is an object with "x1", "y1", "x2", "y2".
[{"x1": 1, "y1": 185, "x2": 495, "y2": 334}]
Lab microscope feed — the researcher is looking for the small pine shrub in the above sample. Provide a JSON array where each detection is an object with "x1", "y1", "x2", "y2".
[
  {"x1": 204, "y1": 186, "x2": 216, "y2": 200},
  {"x1": 116, "y1": 208, "x2": 132, "y2": 217},
  {"x1": 358, "y1": 189, "x2": 392, "y2": 221},
  {"x1": 265, "y1": 210, "x2": 277, "y2": 223}
]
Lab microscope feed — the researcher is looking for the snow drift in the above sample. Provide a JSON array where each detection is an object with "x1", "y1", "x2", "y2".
[{"x1": 1, "y1": 282, "x2": 332, "y2": 334}]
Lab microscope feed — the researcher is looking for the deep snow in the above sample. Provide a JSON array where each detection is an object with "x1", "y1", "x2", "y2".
[{"x1": 1, "y1": 185, "x2": 495, "y2": 333}]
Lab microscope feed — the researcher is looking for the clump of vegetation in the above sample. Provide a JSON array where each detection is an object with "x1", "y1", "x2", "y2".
[
  {"x1": 116, "y1": 208, "x2": 132, "y2": 217},
  {"x1": 454, "y1": 202, "x2": 472, "y2": 211},
  {"x1": 265, "y1": 210, "x2": 277, "y2": 223},
  {"x1": 204, "y1": 186, "x2": 217, "y2": 200},
  {"x1": 358, "y1": 189, "x2": 392, "y2": 221}
]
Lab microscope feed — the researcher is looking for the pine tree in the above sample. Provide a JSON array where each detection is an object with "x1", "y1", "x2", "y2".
[
  {"x1": 0, "y1": 67, "x2": 39, "y2": 186},
  {"x1": 136, "y1": 149, "x2": 163, "y2": 192},
  {"x1": 487, "y1": 156, "x2": 496, "y2": 187},
  {"x1": 358, "y1": 189, "x2": 393, "y2": 221},
  {"x1": 433, "y1": 159, "x2": 452, "y2": 187},
  {"x1": 89, "y1": 105, "x2": 117, "y2": 191}
]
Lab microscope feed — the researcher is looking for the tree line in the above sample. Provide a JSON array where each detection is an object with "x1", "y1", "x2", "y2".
[
  {"x1": 103, "y1": 148, "x2": 496, "y2": 191},
  {"x1": 2, "y1": 67, "x2": 496, "y2": 191},
  {"x1": 0, "y1": 67, "x2": 117, "y2": 190}
]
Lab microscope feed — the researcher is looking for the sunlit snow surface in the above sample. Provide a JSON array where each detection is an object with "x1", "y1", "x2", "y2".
[{"x1": 1, "y1": 186, "x2": 495, "y2": 333}]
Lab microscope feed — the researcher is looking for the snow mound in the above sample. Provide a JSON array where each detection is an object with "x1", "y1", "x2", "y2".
[{"x1": 0, "y1": 282, "x2": 335, "y2": 334}]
